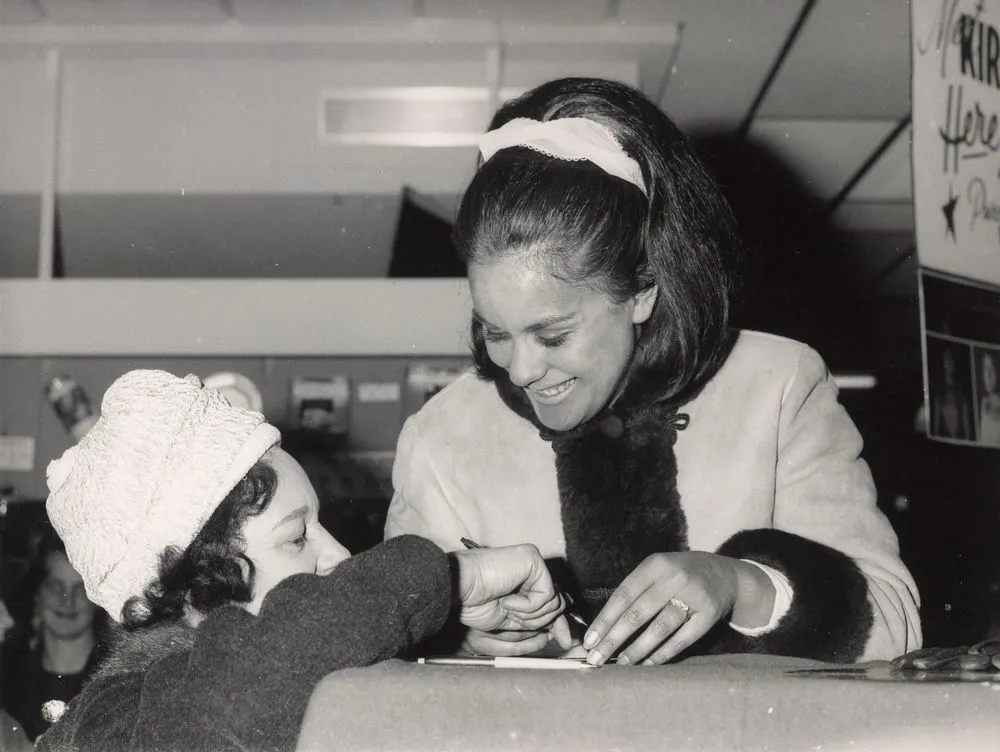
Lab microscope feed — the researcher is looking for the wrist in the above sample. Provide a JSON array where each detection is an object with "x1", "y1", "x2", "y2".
[{"x1": 729, "y1": 558, "x2": 776, "y2": 629}]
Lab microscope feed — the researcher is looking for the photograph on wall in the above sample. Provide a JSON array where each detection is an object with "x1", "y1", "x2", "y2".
[
  {"x1": 912, "y1": 0, "x2": 1000, "y2": 447},
  {"x1": 973, "y1": 343, "x2": 1000, "y2": 444},
  {"x1": 920, "y1": 269, "x2": 1000, "y2": 444},
  {"x1": 288, "y1": 375, "x2": 351, "y2": 435},
  {"x1": 402, "y1": 362, "x2": 468, "y2": 417},
  {"x1": 924, "y1": 332, "x2": 975, "y2": 441}
]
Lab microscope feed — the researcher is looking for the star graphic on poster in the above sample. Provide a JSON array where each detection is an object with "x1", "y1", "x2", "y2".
[{"x1": 942, "y1": 183, "x2": 958, "y2": 240}]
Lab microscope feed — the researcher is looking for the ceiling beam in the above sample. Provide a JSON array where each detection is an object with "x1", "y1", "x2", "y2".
[{"x1": 736, "y1": 0, "x2": 817, "y2": 139}]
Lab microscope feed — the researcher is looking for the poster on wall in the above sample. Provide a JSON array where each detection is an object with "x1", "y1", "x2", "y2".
[
  {"x1": 402, "y1": 362, "x2": 468, "y2": 418},
  {"x1": 912, "y1": 0, "x2": 1000, "y2": 446},
  {"x1": 288, "y1": 375, "x2": 351, "y2": 436}
]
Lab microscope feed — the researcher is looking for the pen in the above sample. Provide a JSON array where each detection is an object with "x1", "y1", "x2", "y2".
[
  {"x1": 459, "y1": 537, "x2": 590, "y2": 632},
  {"x1": 417, "y1": 656, "x2": 598, "y2": 670}
]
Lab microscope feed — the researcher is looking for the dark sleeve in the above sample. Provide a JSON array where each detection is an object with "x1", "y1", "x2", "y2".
[
  {"x1": 175, "y1": 534, "x2": 453, "y2": 749},
  {"x1": 33, "y1": 674, "x2": 143, "y2": 752},
  {"x1": 702, "y1": 529, "x2": 874, "y2": 663}
]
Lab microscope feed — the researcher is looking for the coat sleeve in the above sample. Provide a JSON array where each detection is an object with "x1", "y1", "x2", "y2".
[
  {"x1": 37, "y1": 535, "x2": 452, "y2": 752},
  {"x1": 177, "y1": 534, "x2": 453, "y2": 749},
  {"x1": 384, "y1": 413, "x2": 480, "y2": 551},
  {"x1": 712, "y1": 345, "x2": 921, "y2": 662}
]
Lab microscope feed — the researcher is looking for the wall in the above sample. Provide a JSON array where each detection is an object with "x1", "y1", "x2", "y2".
[{"x1": 0, "y1": 354, "x2": 471, "y2": 502}]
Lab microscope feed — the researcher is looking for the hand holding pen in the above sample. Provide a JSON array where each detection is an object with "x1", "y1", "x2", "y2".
[
  {"x1": 458, "y1": 537, "x2": 575, "y2": 653},
  {"x1": 453, "y1": 537, "x2": 573, "y2": 654}
]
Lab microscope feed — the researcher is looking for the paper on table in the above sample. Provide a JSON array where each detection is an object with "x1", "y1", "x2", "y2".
[{"x1": 417, "y1": 656, "x2": 598, "y2": 670}]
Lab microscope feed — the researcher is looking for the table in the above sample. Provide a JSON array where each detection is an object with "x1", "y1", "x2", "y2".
[{"x1": 297, "y1": 654, "x2": 1000, "y2": 751}]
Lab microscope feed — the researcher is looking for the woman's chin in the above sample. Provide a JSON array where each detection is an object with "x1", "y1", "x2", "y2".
[{"x1": 531, "y1": 404, "x2": 586, "y2": 433}]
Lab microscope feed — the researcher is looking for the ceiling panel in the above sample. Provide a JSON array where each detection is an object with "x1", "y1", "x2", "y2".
[
  {"x1": 758, "y1": 0, "x2": 911, "y2": 119},
  {"x1": 748, "y1": 119, "x2": 911, "y2": 201},
  {"x1": 36, "y1": 0, "x2": 229, "y2": 24},
  {"x1": 230, "y1": 0, "x2": 413, "y2": 24},
  {"x1": 424, "y1": 0, "x2": 610, "y2": 22},
  {"x1": 621, "y1": 0, "x2": 807, "y2": 131},
  {"x1": 0, "y1": 0, "x2": 918, "y2": 234},
  {"x1": 0, "y1": 0, "x2": 43, "y2": 23}
]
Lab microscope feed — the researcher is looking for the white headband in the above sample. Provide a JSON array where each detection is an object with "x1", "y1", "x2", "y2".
[{"x1": 478, "y1": 117, "x2": 647, "y2": 197}]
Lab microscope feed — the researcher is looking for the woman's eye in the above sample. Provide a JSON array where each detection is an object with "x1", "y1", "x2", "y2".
[
  {"x1": 538, "y1": 333, "x2": 570, "y2": 348},
  {"x1": 290, "y1": 529, "x2": 307, "y2": 549},
  {"x1": 482, "y1": 328, "x2": 509, "y2": 344}
]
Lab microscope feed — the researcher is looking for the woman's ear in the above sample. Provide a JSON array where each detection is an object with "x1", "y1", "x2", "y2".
[{"x1": 631, "y1": 285, "x2": 658, "y2": 325}]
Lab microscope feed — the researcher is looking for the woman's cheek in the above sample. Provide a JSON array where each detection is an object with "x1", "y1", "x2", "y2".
[{"x1": 487, "y1": 342, "x2": 511, "y2": 369}]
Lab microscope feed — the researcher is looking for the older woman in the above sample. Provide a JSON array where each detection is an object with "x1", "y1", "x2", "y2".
[{"x1": 36, "y1": 370, "x2": 569, "y2": 752}]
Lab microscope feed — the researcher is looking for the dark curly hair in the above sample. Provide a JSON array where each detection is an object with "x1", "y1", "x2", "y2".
[{"x1": 120, "y1": 458, "x2": 278, "y2": 630}]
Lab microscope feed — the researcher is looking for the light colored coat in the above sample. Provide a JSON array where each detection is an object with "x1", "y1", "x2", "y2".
[{"x1": 387, "y1": 330, "x2": 922, "y2": 662}]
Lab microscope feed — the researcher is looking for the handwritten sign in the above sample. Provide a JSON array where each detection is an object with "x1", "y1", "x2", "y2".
[
  {"x1": 913, "y1": 0, "x2": 1000, "y2": 283},
  {"x1": 913, "y1": 0, "x2": 1000, "y2": 448}
]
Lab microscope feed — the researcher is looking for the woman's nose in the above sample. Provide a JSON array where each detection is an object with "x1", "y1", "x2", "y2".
[
  {"x1": 507, "y1": 341, "x2": 546, "y2": 387},
  {"x1": 316, "y1": 527, "x2": 351, "y2": 575}
]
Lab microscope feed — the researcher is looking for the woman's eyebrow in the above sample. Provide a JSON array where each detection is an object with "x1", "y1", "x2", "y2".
[
  {"x1": 272, "y1": 506, "x2": 308, "y2": 530},
  {"x1": 472, "y1": 310, "x2": 575, "y2": 333}
]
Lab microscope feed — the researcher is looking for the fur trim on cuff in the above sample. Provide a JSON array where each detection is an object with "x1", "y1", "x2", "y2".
[{"x1": 707, "y1": 528, "x2": 874, "y2": 663}]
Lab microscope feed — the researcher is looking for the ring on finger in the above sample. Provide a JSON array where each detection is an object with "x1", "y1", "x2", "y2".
[{"x1": 668, "y1": 596, "x2": 691, "y2": 620}]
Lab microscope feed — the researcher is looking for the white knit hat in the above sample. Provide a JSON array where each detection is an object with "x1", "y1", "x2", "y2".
[{"x1": 45, "y1": 369, "x2": 281, "y2": 621}]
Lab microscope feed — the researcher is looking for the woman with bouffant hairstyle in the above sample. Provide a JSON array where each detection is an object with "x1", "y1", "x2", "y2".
[{"x1": 387, "y1": 77, "x2": 921, "y2": 667}]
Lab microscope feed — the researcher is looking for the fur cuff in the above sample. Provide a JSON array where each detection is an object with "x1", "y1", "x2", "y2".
[{"x1": 707, "y1": 529, "x2": 874, "y2": 663}]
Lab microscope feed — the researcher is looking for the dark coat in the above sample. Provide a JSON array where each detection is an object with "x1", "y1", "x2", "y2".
[{"x1": 35, "y1": 535, "x2": 452, "y2": 752}]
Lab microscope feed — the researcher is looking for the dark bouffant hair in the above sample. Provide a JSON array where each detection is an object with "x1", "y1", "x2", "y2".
[
  {"x1": 454, "y1": 77, "x2": 742, "y2": 405},
  {"x1": 120, "y1": 459, "x2": 278, "y2": 629}
]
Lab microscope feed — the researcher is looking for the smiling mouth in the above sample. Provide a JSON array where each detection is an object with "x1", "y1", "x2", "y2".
[{"x1": 529, "y1": 378, "x2": 576, "y2": 403}]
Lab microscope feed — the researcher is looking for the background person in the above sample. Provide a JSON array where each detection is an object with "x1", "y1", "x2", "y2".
[
  {"x1": 36, "y1": 369, "x2": 569, "y2": 752},
  {"x1": 386, "y1": 77, "x2": 921, "y2": 667},
  {"x1": 1, "y1": 527, "x2": 105, "y2": 743}
]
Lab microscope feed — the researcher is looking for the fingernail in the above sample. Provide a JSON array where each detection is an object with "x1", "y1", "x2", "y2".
[
  {"x1": 617, "y1": 654, "x2": 630, "y2": 666},
  {"x1": 583, "y1": 632, "x2": 597, "y2": 650},
  {"x1": 587, "y1": 650, "x2": 603, "y2": 666}
]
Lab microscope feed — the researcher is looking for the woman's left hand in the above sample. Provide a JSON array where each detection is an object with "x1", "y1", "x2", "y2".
[{"x1": 583, "y1": 552, "x2": 763, "y2": 666}]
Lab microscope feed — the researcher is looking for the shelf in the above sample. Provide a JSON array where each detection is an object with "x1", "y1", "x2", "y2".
[{"x1": 0, "y1": 278, "x2": 472, "y2": 356}]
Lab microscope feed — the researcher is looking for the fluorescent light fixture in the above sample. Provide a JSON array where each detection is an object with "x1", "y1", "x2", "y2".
[
  {"x1": 319, "y1": 86, "x2": 524, "y2": 146},
  {"x1": 833, "y1": 374, "x2": 877, "y2": 390}
]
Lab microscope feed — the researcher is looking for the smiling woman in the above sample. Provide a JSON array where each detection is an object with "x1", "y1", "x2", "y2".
[
  {"x1": 386, "y1": 76, "x2": 922, "y2": 667},
  {"x1": 1, "y1": 527, "x2": 106, "y2": 743}
]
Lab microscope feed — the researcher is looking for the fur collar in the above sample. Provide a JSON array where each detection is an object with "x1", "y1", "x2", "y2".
[
  {"x1": 95, "y1": 621, "x2": 196, "y2": 679},
  {"x1": 488, "y1": 371, "x2": 690, "y2": 620}
]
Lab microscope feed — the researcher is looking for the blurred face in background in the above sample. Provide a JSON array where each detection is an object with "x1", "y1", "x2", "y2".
[
  {"x1": 0, "y1": 599, "x2": 13, "y2": 644},
  {"x1": 942, "y1": 347, "x2": 956, "y2": 387},
  {"x1": 983, "y1": 353, "x2": 998, "y2": 397},
  {"x1": 37, "y1": 551, "x2": 98, "y2": 642}
]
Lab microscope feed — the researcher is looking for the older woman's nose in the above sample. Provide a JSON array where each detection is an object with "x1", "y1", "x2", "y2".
[{"x1": 316, "y1": 527, "x2": 351, "y2": 575}]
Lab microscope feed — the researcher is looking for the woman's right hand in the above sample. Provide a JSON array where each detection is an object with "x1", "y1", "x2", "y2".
[{"x1": 451, "y1": 543, "x2": 573, "y2": 654}]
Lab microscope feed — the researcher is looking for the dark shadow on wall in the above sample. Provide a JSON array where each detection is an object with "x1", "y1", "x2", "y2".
[
  {"x1": 690, "y1": 131, "x2": 872, "y2": 372},
  {"x1": 691, "y1": 132, "x2": 1000, "y2": 647}
]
